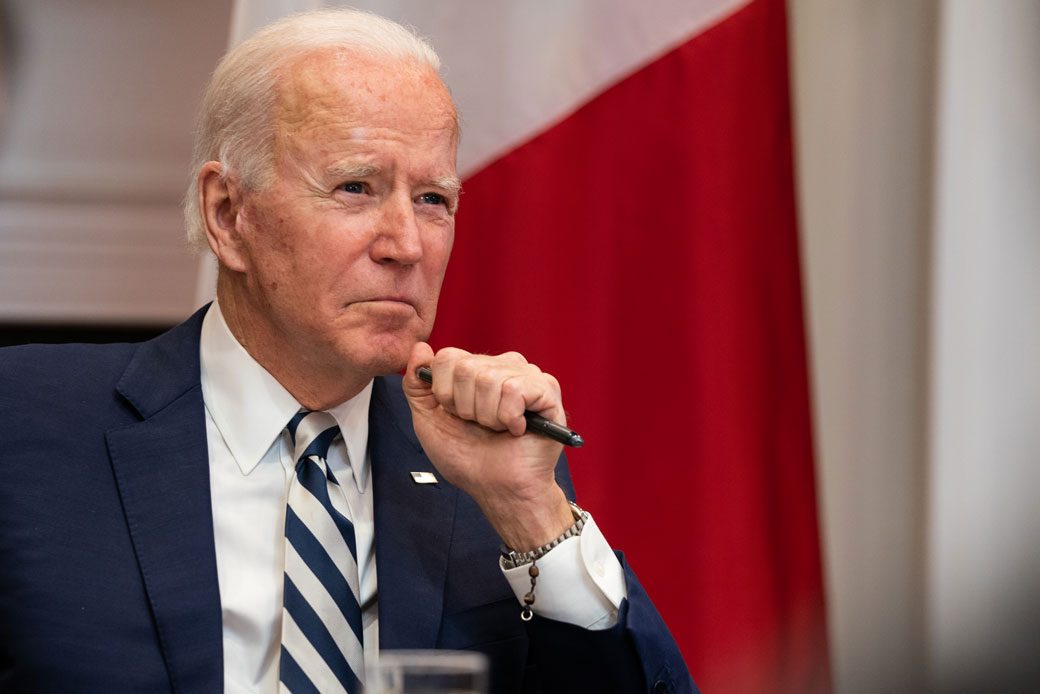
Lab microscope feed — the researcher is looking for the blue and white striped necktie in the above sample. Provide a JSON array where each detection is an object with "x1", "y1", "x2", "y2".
[{"x1": 279, "y1": 410, "x2": 364, "y2": 694}]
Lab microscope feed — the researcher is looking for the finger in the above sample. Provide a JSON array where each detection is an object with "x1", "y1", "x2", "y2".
[
  {"x1": 448, "y1": 351, "x2": 481, "y2": 422},
  {"x1": 525, "y1": 372, "x2": 563, "y2": 421},
  {"x1": 494, "y1": 351, "x2": 530, "y2": 368},
  {"x1": 403, "y1": 342, "x2": 436, "y2": 403},
  {"x1": 472, "y1": 364, "x2": 509, "y2": 432},
  {"x1": 498, "y1": 368, "x2": 564, "y2": 437},
  {"x1": 497, "y1": 375, "x2": 530, "y2": 437},
  {"x1": 455, "y1": 352, "x2": 530, "y2": 429},
  {"x1": 430, "y1": 346, "x2": 468, "y2": 415}
]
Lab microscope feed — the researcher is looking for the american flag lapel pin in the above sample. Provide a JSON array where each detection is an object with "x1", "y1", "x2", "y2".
[{"x1": 410, "y1": 471, "x2": 438, "y2": 484}]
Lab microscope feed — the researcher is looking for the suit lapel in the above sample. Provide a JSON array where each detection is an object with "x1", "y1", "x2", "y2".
[
  {"x1": 103, "y1": 317, "x2": 458, "y2": 680},
  {"x1": 370, "y1": 375, "x2": 457, "y2": 649},
  {"x1": 106, "y1": 307, "x2": 223, "y2": 693}
]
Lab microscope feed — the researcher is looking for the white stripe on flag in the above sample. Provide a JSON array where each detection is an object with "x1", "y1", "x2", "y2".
[{"x1": 344, "y1": 0, "x2": 751, "y2": 175}]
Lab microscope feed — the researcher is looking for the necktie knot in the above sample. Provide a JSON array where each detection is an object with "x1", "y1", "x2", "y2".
[{"x1": 287, "y1": 410, "x2": 340, "y2": 467}]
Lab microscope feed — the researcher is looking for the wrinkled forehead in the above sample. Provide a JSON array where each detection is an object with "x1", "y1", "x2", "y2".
[{"x1": 272, "y1": 47, "x2": 458, "y2": 141}]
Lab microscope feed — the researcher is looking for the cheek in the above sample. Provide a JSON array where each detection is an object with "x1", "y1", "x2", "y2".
[
  {"x1": 420, "y1": 231, "x2": 453, "y2": 310},
  {"x1": 237, "y1": 223, "x2": 308, "y2": 303},
  {"x1": 423, "y1": 229, "x2": 451, "y2": 275},
  {"x1": 432, "y1": 226, "x2": 454, "y2": 272},
  {"x1": 271, "y1": 227, "x2": 295, "y2": 254},
  {"x1": 242, "y1": 206, "x2": 312, "y2": 273},
  {"x1": 444, "y1": 227, "x2": 455, "y2": 260}
]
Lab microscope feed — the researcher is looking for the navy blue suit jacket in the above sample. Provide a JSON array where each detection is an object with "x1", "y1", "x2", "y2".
[{"x1": 0, "y1": 307, "x2": 695, "y2": 693}]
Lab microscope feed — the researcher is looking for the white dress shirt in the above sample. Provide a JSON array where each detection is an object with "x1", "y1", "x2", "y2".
[{"x1": 199, "y1": 301, "x2": 626, "y2": 693}]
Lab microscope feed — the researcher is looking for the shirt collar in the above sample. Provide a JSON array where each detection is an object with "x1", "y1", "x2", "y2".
[{"x1": 199, "y1": 301, "x2": 372, "y2": 491}]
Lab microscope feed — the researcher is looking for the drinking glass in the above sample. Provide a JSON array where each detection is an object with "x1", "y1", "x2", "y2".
[{"x1": 368, "y1": 649, "x2": 489, "y2": 694}]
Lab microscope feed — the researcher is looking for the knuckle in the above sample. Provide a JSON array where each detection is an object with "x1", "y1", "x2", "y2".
[
  {"x1": 526, "y1": 364, "x2": 544, "y2": 380},
  {"x1": 500, "y1": 376, "x2": 525, "y2": 399},
  {"x1": 474, "y1": 367, "x2": 498, "y2": 390},
  {"x1": 499, "y1": 397, "x2": 525, "y2": 421},
  {"x1": 500, "y1": 351, "x2": 528, "y2": 365},
  {"x1": 435, "y1": 346, "x2": 463, "y2": 368},
  {"x1": 436, "y1": 346, "x2": 467, "y2": 359},
  {"x1": 453, "y1": 358, "x2": 477, "y2": 383}
]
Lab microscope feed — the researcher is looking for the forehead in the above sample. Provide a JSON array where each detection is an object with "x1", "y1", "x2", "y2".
[{"x1": 272, "y1": 48, "x2": 458, "y2": 149}]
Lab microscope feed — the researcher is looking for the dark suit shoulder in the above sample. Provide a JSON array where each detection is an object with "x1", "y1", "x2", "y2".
[
  {"x1": 0, "y1": 305, "x2": 207, "y2": 447},
  {"x1": 0, "y1": 341, "x2": 139, "y2": 426},
  {"x1": 0, "y1": 340, "x2": 137, "y2": 388}
]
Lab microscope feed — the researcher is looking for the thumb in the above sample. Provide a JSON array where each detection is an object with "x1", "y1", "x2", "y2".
[{"x1": 403, "y1": 341, "x2": 436, "y2": 409}]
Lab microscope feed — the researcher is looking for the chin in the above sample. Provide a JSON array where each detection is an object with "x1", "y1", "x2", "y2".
[
  {"x1": 365, "y1": 353, "x2": 409, "y2": 377},
  {"x1": 341, "y1": 337, "x2": 413, "y2": 377}
]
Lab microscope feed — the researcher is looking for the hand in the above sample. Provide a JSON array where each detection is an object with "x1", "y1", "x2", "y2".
[{"x1": 403, "y1": 342, "x2": 575, "y2": 551}]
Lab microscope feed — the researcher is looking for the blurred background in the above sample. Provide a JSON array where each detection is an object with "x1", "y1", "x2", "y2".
[{"x1": 1, "y1": 1, "x2": 1037, "y2": 692}]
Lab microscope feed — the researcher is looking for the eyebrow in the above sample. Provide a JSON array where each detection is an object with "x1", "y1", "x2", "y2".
[
  {"x1": 427, "y1": 175, "x2": 463, "y2": 198},
  {"x1": 325, "y1": 162, "x2": 382, "y2": 181}
]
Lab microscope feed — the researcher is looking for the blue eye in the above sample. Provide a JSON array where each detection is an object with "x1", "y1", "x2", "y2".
[
  {"x1": 420, "y1": 192, "x2": 445, "y2": 205},
  {"x1": 340, "y1": 182, "x2": 364, "y2": 194}
]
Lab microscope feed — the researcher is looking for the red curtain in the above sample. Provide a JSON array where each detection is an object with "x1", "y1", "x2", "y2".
[{"x1": 431, "y1": 1, "x2": 829, "y2": 690}]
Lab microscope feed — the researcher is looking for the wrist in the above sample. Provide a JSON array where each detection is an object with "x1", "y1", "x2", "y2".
[
  {"x1": 476, "y1": 485, "x2": 574, "y2": 552},
  {"x1": 500, "y1": 502, "x2": 587, "y2": 569}
]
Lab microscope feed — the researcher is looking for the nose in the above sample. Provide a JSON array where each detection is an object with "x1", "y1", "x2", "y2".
[{"x1": 371, "y1": 193, "x2": 423, "y2": 265}]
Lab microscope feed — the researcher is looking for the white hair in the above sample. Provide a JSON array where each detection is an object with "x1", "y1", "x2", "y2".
[{"x1": 183, "y1": 7, "x2": 444, "y2": 252}]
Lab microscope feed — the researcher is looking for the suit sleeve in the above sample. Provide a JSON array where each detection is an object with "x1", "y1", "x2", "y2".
[
  {"x1": 522, "y1": 553, "x2": 698, "y2": 694},
  {"x1": 514, "y1": 456, "x2": 699, "y2": 694},
  {"x1": 501, "y1": 513, "x2": 623, "y2": 629}
]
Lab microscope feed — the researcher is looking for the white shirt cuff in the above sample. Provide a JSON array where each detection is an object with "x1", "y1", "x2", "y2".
[{"x1": 500, "y1": 513, "x2": 626, "y2": 630}]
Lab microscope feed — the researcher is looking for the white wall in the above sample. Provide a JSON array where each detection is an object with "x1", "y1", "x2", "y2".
[
  {"x1": 928, "y1": 2, "x2": 1040, "y2": 690},
  {"x1": 789, "y1": 1, "x2": 936, "y2": 690},
  {"x1": 0, "y1": 0, "x2": 230, "y2": 323},
  {"x1": 792, "y1": 1, "x2": 1040, "y2": 692}
]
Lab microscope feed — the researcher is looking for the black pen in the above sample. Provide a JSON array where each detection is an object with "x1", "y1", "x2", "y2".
[{"x1": 415, "y1": 366, "x2": 585, "y2": 448}]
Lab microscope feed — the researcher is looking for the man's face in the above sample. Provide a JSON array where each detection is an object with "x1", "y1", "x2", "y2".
[{"x1": 231, "y1": 50, "x2": 460, "y2": 385}]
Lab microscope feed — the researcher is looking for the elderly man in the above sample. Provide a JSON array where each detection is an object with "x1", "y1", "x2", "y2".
[{"x1": 0, "y1": 8, "x2": 694, "y2": 694}]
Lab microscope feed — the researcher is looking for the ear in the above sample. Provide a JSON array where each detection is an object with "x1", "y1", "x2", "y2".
[{"x1": 198, "y1": 161, "x2": 249, "y2": 272}]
